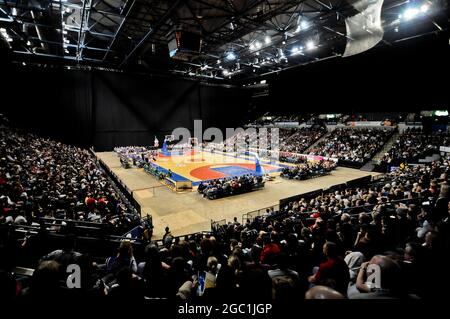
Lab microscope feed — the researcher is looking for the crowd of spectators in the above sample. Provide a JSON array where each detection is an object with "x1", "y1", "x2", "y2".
[
  {"x1": 280, "y1": 160, "x2": 337, "y2": 180},
  {"x1": 309, "y1": 128, "x2": 394, "y2": 164},
  {"x1": 2, "y1": 116, "x2": 450, "y2": 303},
  {"x1": 197, "y1": 175, "x2": 265, "y2": 200},
  {"x1": 1, "y1": 157, "x2": 448, "y2": 303},
  {"x1": 215, "y1": 127, "x2": 324, "y2": 157},
  {"x1": 381, "y1": 128, "x2": 450, "y2": 166},
  {"x1": 115, "y1": 146, "x2": 158, "y2": 168},
  {"x1": 0, "y1": 127, "x2": 140, "y2": 233},
  {"x1": 279, "y1": 127, "x2": 326, "y2": 154}
]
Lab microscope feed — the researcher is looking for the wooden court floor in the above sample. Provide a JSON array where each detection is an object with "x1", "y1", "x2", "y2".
[
  {"x1": 97, "y1": 151, "x2": 380, "y2": 239},
  {"x1": 147, "y1": 149, "x2": 292, "y2": 184}
]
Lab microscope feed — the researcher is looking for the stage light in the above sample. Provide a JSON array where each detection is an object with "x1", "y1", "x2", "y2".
[
  {"x1": 255, "y1": 41, "x2": 261, "y2": 49},
  {"x1": 249, "y1": 43, "x2": 255, "y2": 50},
  {"x1": 222, "y1": 69, "x2": 229, "y2": 76},
  {"x1": 420, "y1": 4, "x2": 429, "y2": 13},
  {"x1": 265, "y1": 36, "x2": 271, "y2": 44},
  {"x1": 306, "y1": 40, "x2": 316, "y2": 50},
  {"x1": 226, "y1": 51, "x2": 236, "y2": 60},
  {"x1": 300, "y1": 20, "x2": 309, "y2": 29},
  {"x1": 404, "y1": 7, "x2": 420, "y2": 20}
]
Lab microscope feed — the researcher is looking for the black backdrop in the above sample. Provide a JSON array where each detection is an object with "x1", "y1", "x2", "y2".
[
  {"x1": 1, "y1": 66, "x2": 248, "y2": 150},
  {"x1": 255, "y1": 31, "x2": 450, "y2": 115}
]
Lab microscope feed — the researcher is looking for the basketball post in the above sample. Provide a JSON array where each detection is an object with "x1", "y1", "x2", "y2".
[{"x1": 249, "y1": 152, "x2": 264, "y2": 176}]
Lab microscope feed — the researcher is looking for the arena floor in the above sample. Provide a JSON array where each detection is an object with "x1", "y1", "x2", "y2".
[
  {"x1": 96, "y1": 151, "x2": 380, "y2": 239},
  {"x1": 145, "y1": 149, "x2": 291, "y2": 185}
]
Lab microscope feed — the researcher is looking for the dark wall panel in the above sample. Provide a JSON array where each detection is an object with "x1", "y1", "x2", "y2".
[
  {"x1": 1, "y1": 67, "x2": 92, "y2": 147},
  {"x1": 92, "y1": 72, "x2": 202, "y2": 149},
  {"x1": 263, "y1": 32, "x2": 449, "y2": 113},
  {"x1": 1, "y1": 65, "x2": 248, "y2": 151}
]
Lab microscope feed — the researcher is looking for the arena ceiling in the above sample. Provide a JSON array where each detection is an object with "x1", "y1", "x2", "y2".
[{"x1": 0, "y1": 0, "x2": 449, "y2": 82}]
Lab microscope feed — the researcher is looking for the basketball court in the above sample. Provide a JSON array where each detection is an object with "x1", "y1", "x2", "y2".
[
  {"x1": 96, "y1": 151, "x2": 380, "y2": 239},
  {"x1": 148, "y1": 148, "x2": 292, "y2": 185}
]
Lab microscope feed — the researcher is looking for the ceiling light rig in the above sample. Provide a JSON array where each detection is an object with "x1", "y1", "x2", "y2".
[
  {"x1": 225, "y1": 51, "x2": 236, "y2": 61},
  {"x1": 399, "y1": 1, "x2": 431, "y2": 21}
]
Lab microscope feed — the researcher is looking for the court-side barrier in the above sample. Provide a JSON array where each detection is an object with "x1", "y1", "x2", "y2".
[
  {"x1": 144, "y1": 162, "x2": 193, "y2": 192},
  {"x1": 89, "y1": 148, "x2": 141, "y2": 219},
  {"x1": 279, "y1": 189, "x2": 323, "y2": 210},
  {"x1": 240, "y1": 174, "x2": 385, "y2": 223},
  {"x1": 97, "y1": 158, "x2": 142, "y2": 213},
  {"x1": 241, "y1": 204, "x2": 280, "y2": 224},
  {"x1": 211, "y1": 219, "x2": 227, "y2": 228},
  {"x1": 152, "y1": 231, "x2": 213, "y2": 245}
]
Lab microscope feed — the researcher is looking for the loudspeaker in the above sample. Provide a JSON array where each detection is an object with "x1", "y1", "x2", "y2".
[{"x1": 168, "y1": 30, "x2": 202, "y2": 60}]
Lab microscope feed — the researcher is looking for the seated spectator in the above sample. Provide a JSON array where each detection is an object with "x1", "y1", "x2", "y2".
[
  {"x1": 350, "y1": 255, "x2": 405, "y2": 299},
  {"x1": 305, "y1": 285, "x2": 345, "y2": 299},
  {"x1": 105, "y1": 241, "x2": 137, "y2": 274},
  {"x1": 309, "y1": 127, "x2": 393, "y2": 165},
  {"x1": 40, "y1": 234, "x2": 82, "y2": 270},
  {"x1": 308, "y1": 241, "x2": 349, "y2": 295},
  {"x1": 268, "y1": 253, "x2": 302, "y2": 303}
]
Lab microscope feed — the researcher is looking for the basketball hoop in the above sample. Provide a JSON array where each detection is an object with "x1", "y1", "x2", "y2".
[
  {"x1": 165, "y1": 135, "x2": 175, "y2": 142},
  {"x1": 188, "y1": 137, "x2": 198, "y2": 148}
]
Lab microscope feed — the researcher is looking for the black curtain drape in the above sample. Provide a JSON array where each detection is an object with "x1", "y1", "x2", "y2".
[{"x1": 1, "y1": 66, "x2": 248, "y2": 151}]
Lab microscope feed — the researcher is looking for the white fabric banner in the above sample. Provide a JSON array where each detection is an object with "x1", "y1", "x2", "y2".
[{"x1": 343, "y1": 0, "x2": 384, "y2": 57}]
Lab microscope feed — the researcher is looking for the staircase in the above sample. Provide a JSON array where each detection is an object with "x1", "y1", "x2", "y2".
[
  {"x1": 372, "y1": 131, "x2": 400, "y2": 162},
  {"x1": 360, "y1": 132, "x2": 399, "y2": 172},
  {"x1": 360, "y1": 160, "x2": 377, "y2": 172},
  {"x1": 304, "y1": 131, "x2": 330, "y2": 153}
]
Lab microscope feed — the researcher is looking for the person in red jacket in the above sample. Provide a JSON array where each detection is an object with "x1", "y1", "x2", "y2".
[{"x1": 308, "y1": 241, "x2": 350, "y2": 295}]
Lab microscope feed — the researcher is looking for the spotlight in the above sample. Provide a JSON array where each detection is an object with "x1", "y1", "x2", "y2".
[
  {"x1": 404, "y1": 8, "x2": 420, "y2": 20},
  {"x1": 265, "y1": 36, "x2": 271, "y2": 44},
  {"x1": 306, "y1": 40, "x2": 316, "y2": 50},
  {"x1": 420, "y1": 4, "x2": 429, "y2": 13},
  {"x1": 290, "y1": 46, "x2": 302, "y2": 56},
  {"x1": 255, "y1": 41, "x2": 261, "y2": 49},
  {"x1": 226, "y1": 51, "x2": 236, "y2": 60},
  {"x1": 222, "y1": 69, "x2": 229, "y2": 76}
]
